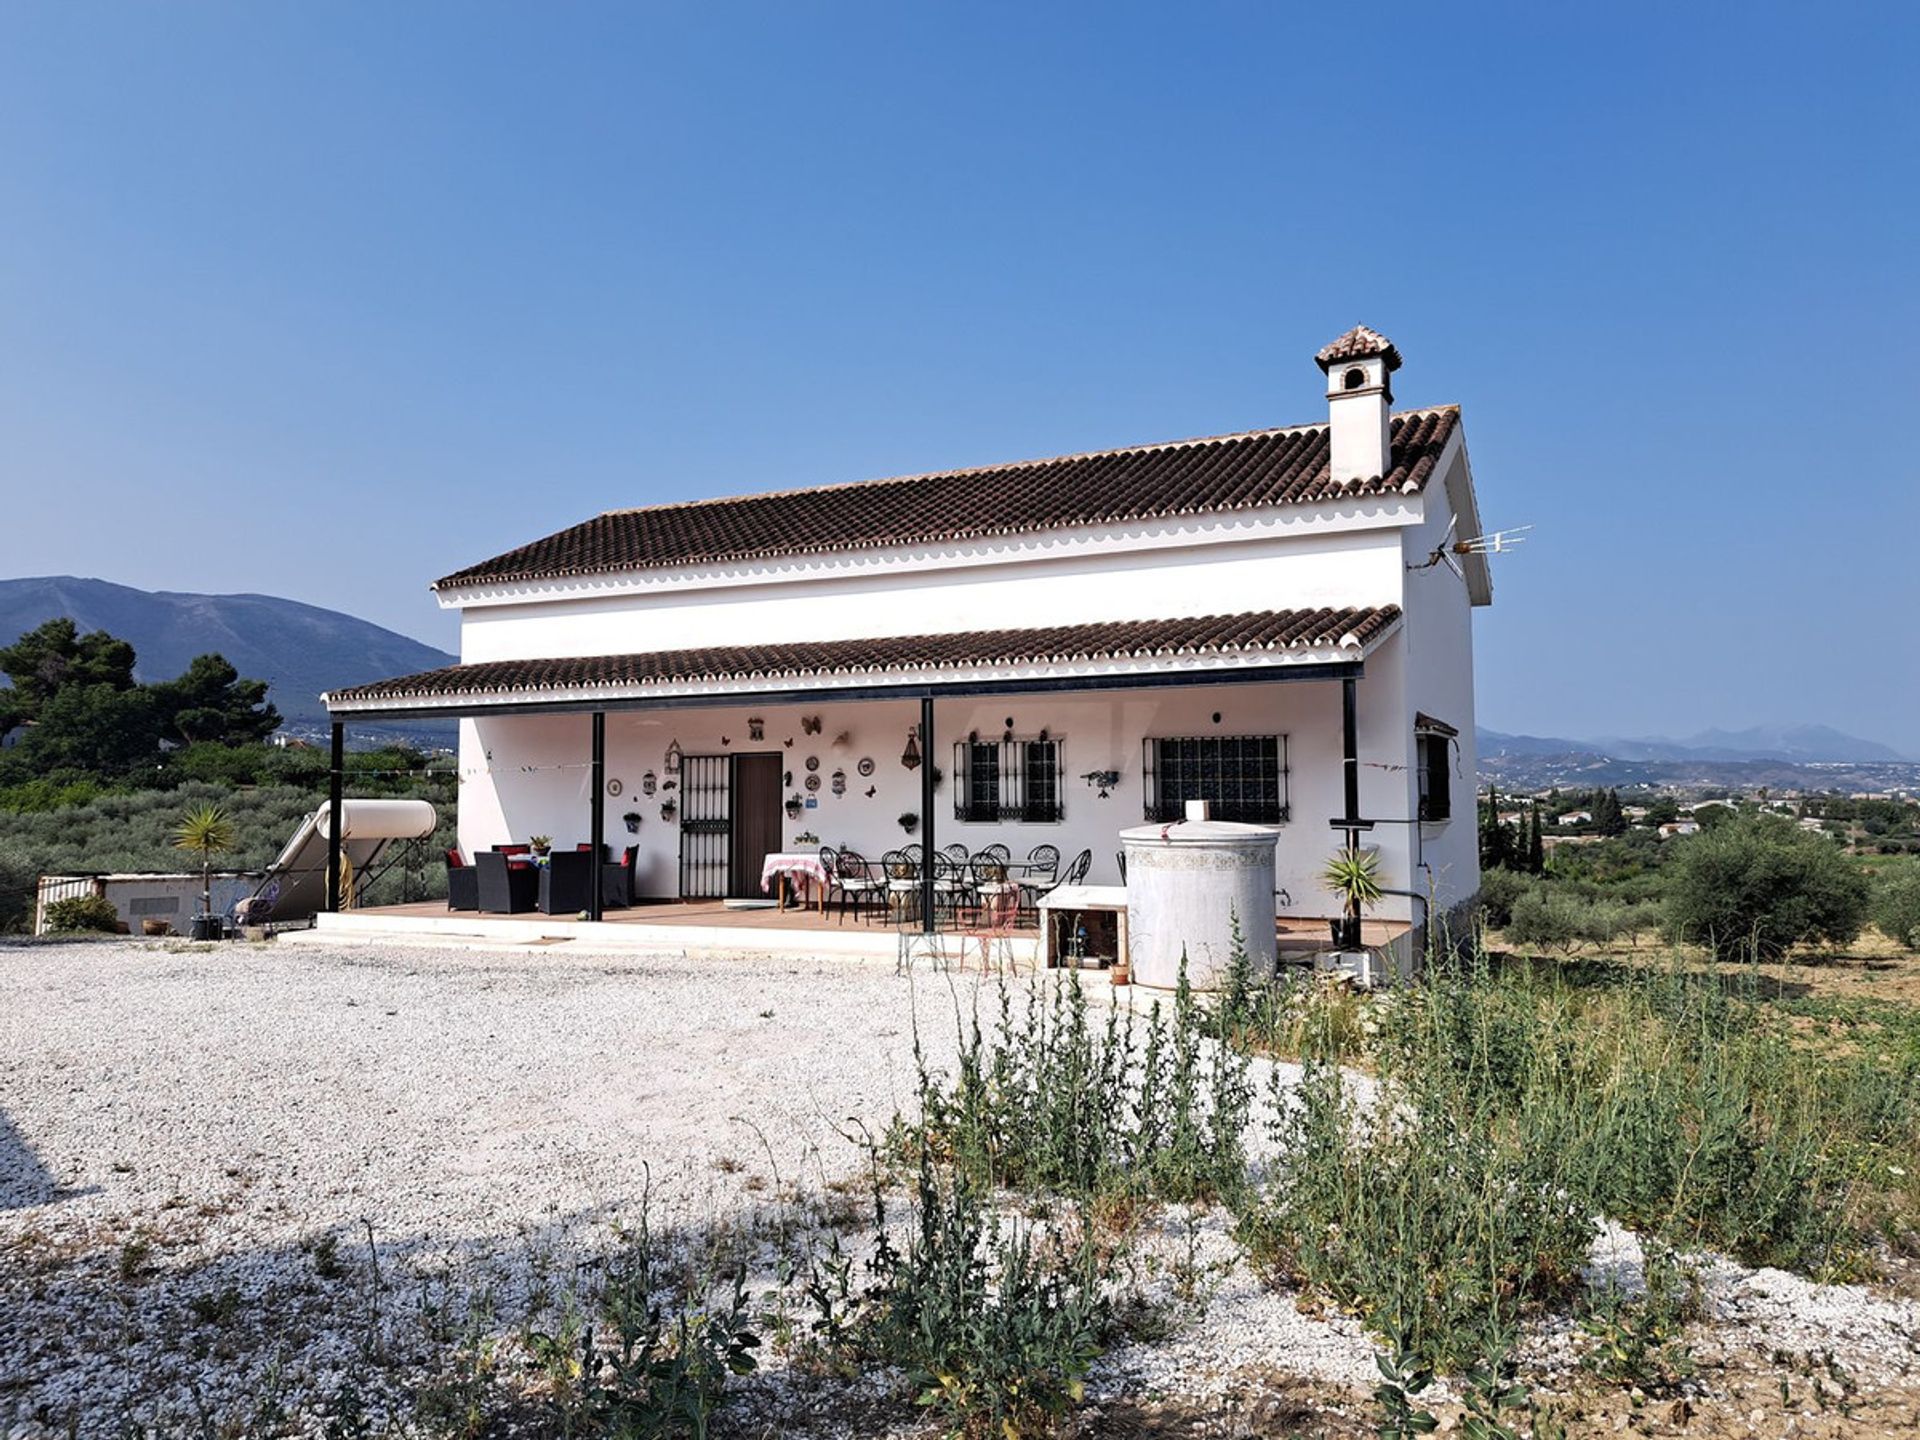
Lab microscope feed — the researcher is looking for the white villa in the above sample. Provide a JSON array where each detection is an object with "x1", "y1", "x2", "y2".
[{"x1": 321, "y1": 325, "x2": 1492, "y2": 950}]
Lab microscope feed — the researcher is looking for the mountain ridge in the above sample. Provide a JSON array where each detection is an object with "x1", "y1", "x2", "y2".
[
  {"x1": 1479, "y1": 723, "x2": 1909, "y2": 764},
  {"x1": 0, "y1": 576, "x2": 454, "y2": 727}
]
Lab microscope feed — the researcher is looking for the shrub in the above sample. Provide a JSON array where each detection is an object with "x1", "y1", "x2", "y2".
[
  {"x1": 863, "y1": 1155, "x2": 1103, "y2": 1437},
  {"x1": 1235, "y1": 953, "x2": 1917, "y2": 1370},
  {"x1": 43, "y1": 893, "x2": 121, "y2": 933},
  {"x1": 898, "y1": 962, "x2": 1252, "y2": 1208},
  {"x1": 1475, "y1": 867, "x2": 1533, "y2": 930},
  {"x1": 1664, "y1": 814, "x2": 1870, "y2": 962},
  {"x1": 1872, "y1": 863, "x2": 1920, "y2": 950},
  {"x1": 0, "y1": 773, "x2": 108, "y2": 813},
  {"x1": 1503, "y1": 884, "x2": 1656, "y2": 955}
]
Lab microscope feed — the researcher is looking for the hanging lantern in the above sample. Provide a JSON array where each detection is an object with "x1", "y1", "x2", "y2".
[
  {"x1": 641, "y1": 770, "x2": 657, "y2": 796},
  {"x1": 664, "y1": 739, "x2": 682, "y2": 775},
  {"x1": 831, "y1": 768, "x2": 847, "y2": 796},
  {"x1": 901, "y1": 726, "x2": 922, "y2": 770}
]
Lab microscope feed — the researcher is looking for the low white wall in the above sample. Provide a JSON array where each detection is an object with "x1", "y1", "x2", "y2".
[
  {"x1": 455, "y1": 669, "x2": 1422, "y2": 923},
  {"x1": 34, "y1": 873, "x2": 263, "y2": 935}
]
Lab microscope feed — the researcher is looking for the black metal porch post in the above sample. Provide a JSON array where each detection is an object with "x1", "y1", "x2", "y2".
[
  {"x1": 589, "y1": 711, "x2": 606, "y2": 922},
  {"x1": 326, "y1": 721, "x2": 344, "y2": 913},
  {"x1": 1340, "y1": 676, "x2": 1360, "y2": 945},
  {"x1": 920, "y1": 694, "x2": 936, "y2": 934},
  {"x1": 1341, "y1": 675, "x2": 1360, "y2": 843}
]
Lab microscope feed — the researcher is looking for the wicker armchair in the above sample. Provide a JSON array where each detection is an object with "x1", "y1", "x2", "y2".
[
  {"x1": 538, "y1": 851, "x2": 595, "y2": 915},
  {"x1": 476, "y1": 852, "x2": 537, "y2": 913}
]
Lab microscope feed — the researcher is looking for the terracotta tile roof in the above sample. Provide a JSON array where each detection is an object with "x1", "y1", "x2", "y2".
[
  {"x1": 434, "y1": 407, "x2": 1457, "y2": 591},
  {"x1": 1314, "y1": 325, "x2": 1403, "y2": 372},
  {"x1": 324, "y1": 607, "x2": 1401, "y2": 709}
]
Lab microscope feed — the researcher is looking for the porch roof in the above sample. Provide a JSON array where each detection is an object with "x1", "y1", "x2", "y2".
[{"x1": 322, "y1": 606, "x2": 1400, "y2": 719}]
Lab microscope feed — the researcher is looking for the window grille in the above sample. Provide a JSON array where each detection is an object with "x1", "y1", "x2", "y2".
[
  {"x1": 1141, "y1": 735, "x2": 1288, "y2": 824},
  {"x1": 952, "y1": 737, "x2": 1064, "y2": 823}
]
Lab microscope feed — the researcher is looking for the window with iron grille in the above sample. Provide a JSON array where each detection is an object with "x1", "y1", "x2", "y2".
[
  {"x1": 1141, "y1": 734, "x2": 1288, "y2": 824},
  {"x1": 1417, "y1": 729, "x2": 1453, "y2": 822},
  {"x1": 953, "y1": 737, "x2": 1064, "y2": 822}
]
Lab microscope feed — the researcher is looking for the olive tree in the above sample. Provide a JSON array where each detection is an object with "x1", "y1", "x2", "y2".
[{"x1": 1664, "y1": 814, "x2": 1869, "y2": 962}]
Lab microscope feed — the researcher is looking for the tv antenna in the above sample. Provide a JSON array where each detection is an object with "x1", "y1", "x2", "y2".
[{"x1": 1408, "y1": 518, "x2": 1532, "y2": 579}]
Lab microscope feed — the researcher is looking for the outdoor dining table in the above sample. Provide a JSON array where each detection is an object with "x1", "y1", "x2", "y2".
[{"x1": 759, "y1": 851, "x2": 830, "y2": 911}]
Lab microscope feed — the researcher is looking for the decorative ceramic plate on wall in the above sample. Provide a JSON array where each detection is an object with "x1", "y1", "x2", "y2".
[
  {"x1": 805, "y1": 755, "x2": 820, "y2": 772},
  {"x1": 804, "y1": 773, "x2": 821, "y2": 792},
  {"x1": 857, "y1": 757, "x2": 875, "y2": 777}
]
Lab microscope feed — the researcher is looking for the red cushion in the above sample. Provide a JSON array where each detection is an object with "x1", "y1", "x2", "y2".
[
  {"x1": 445, "y1": 848, "x2": 466, "y2": 868},
  {"x1": 497, "y1": 844, "x2": 529, "y2": 855},
  {"x1": 623, "y1": 846, "x2": 638, "y2": 867},
  {"x1": 576, "y1": 842, "x2": 594, "y2": 852}
]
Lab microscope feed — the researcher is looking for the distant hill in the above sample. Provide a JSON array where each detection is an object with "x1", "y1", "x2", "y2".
[
  {"x1": 0, "y1": 576, "x2": 454, "y2": 729},
  {"x1": 1479, "y1": 724, "x2": 1910, "y2": 765}
]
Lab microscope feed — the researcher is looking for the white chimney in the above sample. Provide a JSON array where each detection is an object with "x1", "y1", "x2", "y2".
[{"x1": 1315, "y1": 325, "x2": 1402, "y2": 486}]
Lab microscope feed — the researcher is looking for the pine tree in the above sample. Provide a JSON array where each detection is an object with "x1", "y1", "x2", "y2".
[{"x1": 1481, "y1": 785, "x2": 1510, "y2": 871}]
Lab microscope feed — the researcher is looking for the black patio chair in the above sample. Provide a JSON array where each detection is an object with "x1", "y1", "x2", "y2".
[
  {"x1": 538, "y1": 850, "x2": 595, "y2": 915},
  {"x1": 601, "y1": 844, "x2": 639, "y2": 909},
  {"x1": 1115, "y1": 849, "x2": 1127, "y2": 884},
  {"x1": 445, "y1": 848, "x2": 478, "y2": 912},
  {"x1": 476, "y1": 851, "x2": 537, "y2": 913}
]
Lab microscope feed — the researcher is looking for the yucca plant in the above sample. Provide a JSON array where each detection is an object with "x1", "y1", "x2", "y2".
[
  {"x1": 173, "y1": 803, "x2": 238, "y2": 926},
  {"x1": 1322, "y1": 846, "x2": 1383, "y2": 949}
]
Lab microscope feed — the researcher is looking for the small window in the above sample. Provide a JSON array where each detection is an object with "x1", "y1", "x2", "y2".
[
  {"x1": 1142, "y1": 735, "x2": 1288, "y2": 824},
  {"x1": 953, "y1": 737, "x2": 1063, "y2": 823},
  {"x1": 1343, "y1": 366, "x2": 1368, "y2": 390},
  {"x1": 1417, "y1": 729, "x2": 1453, "y2": 822}
]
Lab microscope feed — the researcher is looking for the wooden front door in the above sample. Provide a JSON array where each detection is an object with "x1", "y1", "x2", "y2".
[{"x1": 728, "y1": 753, "x2": 783, "y2": 899}]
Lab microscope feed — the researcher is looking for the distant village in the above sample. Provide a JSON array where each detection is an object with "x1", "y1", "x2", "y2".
[{"x1": 1483, "y1": 780, "x2": 1920, "y2": 856}]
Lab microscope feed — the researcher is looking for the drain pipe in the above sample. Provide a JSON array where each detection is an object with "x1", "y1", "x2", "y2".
[{"x1": 1374, "y1": 884, "x2": 1431, "y2": 976}]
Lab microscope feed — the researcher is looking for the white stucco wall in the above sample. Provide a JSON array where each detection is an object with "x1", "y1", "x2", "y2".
[
  {"x1": 1396, "y1": 449, "x2": 1482, "y2": 918},
  {"x1": 455, "y1": 518, "x2": 1415, "y2": 663},
  {"x1": 454, "y1": 670, "x2": 1421, "y2": 922}
]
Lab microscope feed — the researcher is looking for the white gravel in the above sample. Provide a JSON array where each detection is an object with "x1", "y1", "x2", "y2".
[{"x1": 5, "y1": 936, "x2": 1917, "y2": 1436}]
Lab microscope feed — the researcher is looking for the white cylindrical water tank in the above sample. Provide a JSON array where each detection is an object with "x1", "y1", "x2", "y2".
[
  {"x1": 316, "y1": 799, "x2": 439, "y2": 841},
  {"x1": 1121, "y1": 801, "x2": 1279, "y2": 990}
]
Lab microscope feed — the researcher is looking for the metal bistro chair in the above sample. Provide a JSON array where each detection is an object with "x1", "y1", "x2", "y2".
[
  {"x1": 832, "y1": 848, "x2": 887, "y2": 925},
  {"x1": 1014, "y1": 844, "x2": 1061, "y2": 927},
  {"x1": 970, "y1": 850, "x2": 1020, "y2": 929},
  {"x1": 882, "y1": 849, "x2": 921, "y2": 927},
  {"x1": 955, "y1": 851, "x2": 1021, "y2": 975},
  {"x1": 931, "y1": 847, "x2": 972, "y2": 922}
]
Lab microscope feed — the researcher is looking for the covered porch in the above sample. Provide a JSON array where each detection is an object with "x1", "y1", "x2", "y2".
[{"x1": 318, "y1": 608, "x2": 1420, "y2": 951}]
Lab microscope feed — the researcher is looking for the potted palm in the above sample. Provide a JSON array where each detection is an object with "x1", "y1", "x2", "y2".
[
  {"x1": 1321, "y1": 845, "x2": 1382, "y2": 952},
  {"x1": 174, "y1": 803, "x2": 237, "y2": 941}
]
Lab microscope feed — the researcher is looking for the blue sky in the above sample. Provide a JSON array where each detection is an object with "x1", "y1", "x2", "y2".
[{"x1": 1, "y1": 4, "x2": 1915, "y2": 751}]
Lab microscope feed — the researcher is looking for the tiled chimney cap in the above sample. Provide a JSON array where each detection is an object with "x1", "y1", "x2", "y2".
[{"x1": 1315, "y1": 325, "x2": 1403, "y2": 373}]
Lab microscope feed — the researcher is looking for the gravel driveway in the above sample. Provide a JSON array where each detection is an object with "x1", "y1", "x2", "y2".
[{"x1": 1, "y1": 937, "x2": 1024, "y2": 1432}]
